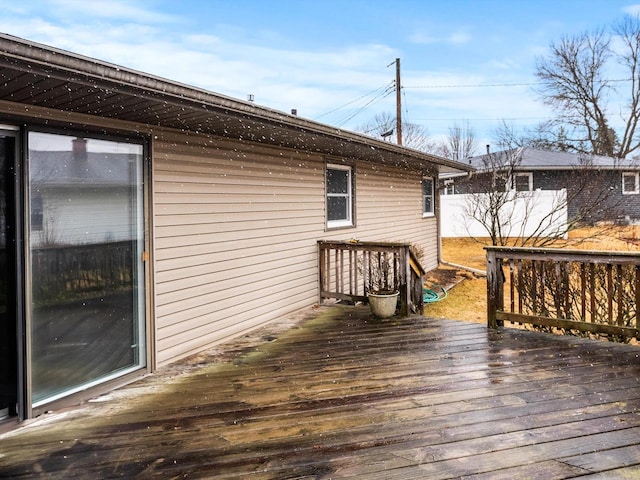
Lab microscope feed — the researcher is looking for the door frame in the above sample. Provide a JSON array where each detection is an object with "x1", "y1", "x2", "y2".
[
  {"x1": 0, "y1": 125, "x2": 25, "y2": 421},
  {"x1": 1, "y1": 122, "x2": 153, "y2": 422}
]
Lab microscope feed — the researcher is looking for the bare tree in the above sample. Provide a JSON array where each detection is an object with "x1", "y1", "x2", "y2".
[
  {"x1": 458, "y1": 140, "x2": 628, "y2": 247},
  {"x1": 460, "y1": 149, "x2": 530, "y2": 246},
  {"x1": 535, "y1": 15, "x2": 640, "y2": 158},
  {"x1": 435, "y1": 122, "x2": 478, "y2": 161},
  {"x1": 357, "y1": 112, "x2": 435, "y2": 152}
]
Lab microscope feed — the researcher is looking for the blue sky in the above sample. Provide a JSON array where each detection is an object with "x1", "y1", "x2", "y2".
[{"x1": 0, "y1": 0, "x2": 638, "y2": 151}]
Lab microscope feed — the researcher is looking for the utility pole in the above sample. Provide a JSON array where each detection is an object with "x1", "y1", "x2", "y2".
[{"x1": 395, "y1": 58, "x2": 402, "y2": 146}]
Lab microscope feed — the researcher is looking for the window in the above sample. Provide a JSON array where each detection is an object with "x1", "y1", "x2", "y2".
[
  {"x1": 623, "y1": 172, "x2": 639, "y2": 194},
  {"x1": 422, "y1": 177, "x2": 434, "y2": 216},
  {"x1": 512, "y1": 173, "x2": 533, "y2": 192},
  {"x1": 443, "y1": 180, "x2": 455, "y2": 195},
  {"x1": 326, "y1": 163, "x2": 353, "y2": 228}
]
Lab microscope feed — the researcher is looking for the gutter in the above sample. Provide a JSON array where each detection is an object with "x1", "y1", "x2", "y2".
[{"x1": 439, "y1": 259, "x2": 486, "y2": 277}]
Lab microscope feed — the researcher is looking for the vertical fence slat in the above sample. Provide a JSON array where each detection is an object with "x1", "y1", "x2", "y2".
[
  {"x1": 509, "y1": 259, "x2": 515, "y2": 313},
  {"x1": 590, "y1": 263, "x2": 596, "y2": 323},
  {"x1": 563, "y1": 262, "x2": 570, "y2": 320},
  {"x1": 617, "y1": 264, "x2": 624, "y2": 326},
  {"x1": 517, "y1": 259, "x2": 523, "y2": 314},
  {"x1": 581, "y1": 262, "x2": 587, "y2": 321},
  {"x1": 607, "y1": 264, "x2": 613, "y2": 325}
]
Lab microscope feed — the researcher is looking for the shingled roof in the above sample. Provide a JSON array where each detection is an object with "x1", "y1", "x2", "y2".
[{"x1": 466, "y1": 147, "x2": 640, "y2": 171}]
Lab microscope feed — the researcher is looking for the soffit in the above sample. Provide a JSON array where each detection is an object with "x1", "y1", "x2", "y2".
[{"x1": 0, "y1": 34, "x2": 471, "y2": 175}]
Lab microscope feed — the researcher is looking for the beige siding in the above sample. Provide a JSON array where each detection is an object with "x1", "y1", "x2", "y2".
[
  {"x1": 153, "y1": 136, "x2": 325, "y2": 365},
  {"x1": 350, "y1": 162, "x2": 439, "y2": 270},
  {"x1": 153, "y1": 134, "x2": 440, "y2": 366}
]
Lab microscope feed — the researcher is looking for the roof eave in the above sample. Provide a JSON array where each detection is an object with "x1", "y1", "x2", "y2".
[{"x1": 0, "y1": 33, "x2": 472, "y2": 175}]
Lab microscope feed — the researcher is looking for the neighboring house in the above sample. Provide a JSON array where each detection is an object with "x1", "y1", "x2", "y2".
[
  {"x1": 0, "y1": 34, "x2": 470, "y2": 424},
  {"x1": 442, "y1": 147, "x2": 640, "y2": 226}
]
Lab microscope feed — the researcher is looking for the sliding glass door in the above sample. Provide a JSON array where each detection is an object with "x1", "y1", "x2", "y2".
[
  {"x1": 28, "y1": 131, "x2": 146, "y2": 406},
  {"x1": 0, "y1": 131, "x2": 18, "y2": 418}
]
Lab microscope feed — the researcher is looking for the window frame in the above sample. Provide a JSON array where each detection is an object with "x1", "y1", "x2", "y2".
[
  {"x1": 622, "y1": 172, "x2": 640, "y2": 195},
  {"x1": 325, "y1": 162, "x2": 354, "y2": 229},
  {"x1": 511, "y1": 172, "x2": 533, "y2": 192},
  {"x1": 422, "y1": 176, "x2": 435, "y2": 217},
  {"x1": 443, "y1": 179, "x2": 455, "y2": 196}
]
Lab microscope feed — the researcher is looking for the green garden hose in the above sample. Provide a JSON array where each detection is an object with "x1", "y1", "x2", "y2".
[{"x1": 423, "y1": 285, "x2": 448, "y2": 303}]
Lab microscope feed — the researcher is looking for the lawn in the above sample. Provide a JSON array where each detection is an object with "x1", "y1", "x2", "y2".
[{"x1": 425, "y1": 226, "x2": 640, "y2": 324}]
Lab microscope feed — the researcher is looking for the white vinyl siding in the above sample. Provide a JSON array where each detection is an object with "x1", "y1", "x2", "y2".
[
  {"x1": 353, "y1": 163, "x2": 439, "y2": 270},
  {"x1": 153, "y1": 134, "x2": 439, "y2": 366},
  {"x1": 153, "y1": 136, "x2": 325, "y2": 366}
]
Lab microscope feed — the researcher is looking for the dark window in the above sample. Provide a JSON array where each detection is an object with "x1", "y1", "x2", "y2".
[
  {"x1": 326, "y1": 164, "x2": 353, "y2": 227},
  {"x1": 623, "y1": 172, "x2": 639, "y2": 194},
  {"x1": 513, "y1": 173, "x2": 532, "y2": 192},
  {"x1": 422, "y1": 177, "x2": 434, "y2": 215}
]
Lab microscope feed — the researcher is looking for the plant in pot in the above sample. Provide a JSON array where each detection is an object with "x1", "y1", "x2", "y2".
[{"x1": 364, "y1": 252, "x2": 400, "y2": 319}]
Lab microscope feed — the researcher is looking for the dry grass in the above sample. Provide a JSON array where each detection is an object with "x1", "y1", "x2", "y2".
[{"x1": 426, "y1": 227, "x2": 640, "y2": 324}]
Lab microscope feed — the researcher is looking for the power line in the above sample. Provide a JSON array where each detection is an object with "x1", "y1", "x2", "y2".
[
  {"x1": 403, "y1": 78, "x2": 631, "y2": 89},
  {"x1": 335, "y1": 86, "x2": 395, "y2": 127},
  {"x1": 314, "y1": 82, "x2": 394, "y2": 120},
  {"x1": 411, "y1": 116, "x2": 555, "y2": 121}
]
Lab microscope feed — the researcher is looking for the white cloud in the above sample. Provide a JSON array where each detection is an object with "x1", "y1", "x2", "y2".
[
  {"x1": 623, "y1": 4, "x2": 640, "y2": 15},
  {"x1": 0, "y1": 0, "x2": 554, "y2": 139},
  {"x1": 448, "y1": 32, "x2": 472, "y2": 45},
  {"x1": 48, "y1": 0, "x2": 178, "y2": 23},
  {"x1": 409, "y1": 29, "x2": 472, "y2": 46}
]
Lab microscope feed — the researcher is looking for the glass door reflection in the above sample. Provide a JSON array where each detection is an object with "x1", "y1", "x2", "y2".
[{"x1": 28, "y1": 132, "x2": 145, "y2": 406}]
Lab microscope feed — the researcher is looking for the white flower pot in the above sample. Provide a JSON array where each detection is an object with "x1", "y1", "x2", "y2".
[{"x1": 367, "y1": 291, "x2": 399, "y2": 319}]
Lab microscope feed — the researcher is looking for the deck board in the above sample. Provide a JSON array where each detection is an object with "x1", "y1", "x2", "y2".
[{"x1": 1, "y1": 305, "x2": 639, "y2": 479}]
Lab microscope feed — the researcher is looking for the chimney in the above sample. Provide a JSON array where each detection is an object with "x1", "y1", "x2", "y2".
[
  {"x1": 291, "y1": 109, "x2": 297, "y2": 116},
  {"x1": 72, "y1": 137, "x2": 87, "y2": 161},
  {"x1": 486, "y1": 144, "x2": 490, "y2": 155}
]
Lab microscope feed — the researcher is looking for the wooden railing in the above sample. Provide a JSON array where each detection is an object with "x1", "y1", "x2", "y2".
[
  {"x1": 486, "y1": 246, "x2": 640, "y2": 340},
  {"x1": 318, "y1": 240, "x2": 425, "y2": 316}
]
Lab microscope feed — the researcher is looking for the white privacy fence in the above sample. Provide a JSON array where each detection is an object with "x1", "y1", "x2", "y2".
[{"x1": 440, "y1": 190, "x2": 568, "y2": 238}]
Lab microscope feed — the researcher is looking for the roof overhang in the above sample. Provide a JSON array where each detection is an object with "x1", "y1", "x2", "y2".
[{"x1": 0, "y1": 33, "x2": 471, "y2": 176}]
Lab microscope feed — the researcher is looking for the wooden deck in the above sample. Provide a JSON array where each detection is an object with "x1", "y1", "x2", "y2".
[{"x1": 1, "y1": 305, "x2": 640, "y2": 479}]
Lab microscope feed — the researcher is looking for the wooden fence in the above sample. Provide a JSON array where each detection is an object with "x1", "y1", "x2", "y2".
[
  {"x1": 318, "y1": 240, "x2": 425, "y2": 316},
  {"x1": 486, "y1": 246, "x2": 640, "y2": 340},
  {"x1": 30, "y1": 241, "x2": 134, "y2": 306}
]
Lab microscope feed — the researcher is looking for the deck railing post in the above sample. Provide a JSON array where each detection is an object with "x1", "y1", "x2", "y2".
[
  {"x1": 400, "y1": 246, "x2": 410, "y2": 317},
  {"x1": 486, "y1": 248, "x2": 504, "y2": 328},
  {"x1": 318, "y1": 242, "x2": 324, "y2": 305}
]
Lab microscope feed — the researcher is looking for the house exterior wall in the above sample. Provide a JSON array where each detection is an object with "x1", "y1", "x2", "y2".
[
  {"x1": 536, "y1": 169, "x2": 640, "y2": 224},
  {"x1": 448, "y1": 169, "x2": 640, "y2": 225},
  {"x1": 152, "y1": 132, "x2": 438, "y2": 366},
  {"x1": 33, "y1": 187, "x2": 133, "y2": 247}
]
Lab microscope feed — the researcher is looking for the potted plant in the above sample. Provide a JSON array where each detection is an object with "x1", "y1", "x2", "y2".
[{"x1": 364, "y1": 252, "x2": 400, "y2": 319}]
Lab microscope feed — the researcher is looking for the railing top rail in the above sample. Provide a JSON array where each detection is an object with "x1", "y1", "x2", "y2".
[
  {"x1": 485, "y1": 245, "x2": 640, "y2": 263},
  {"x1": 318, "y1": 240, "x2": 410, "y2": 250}
]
